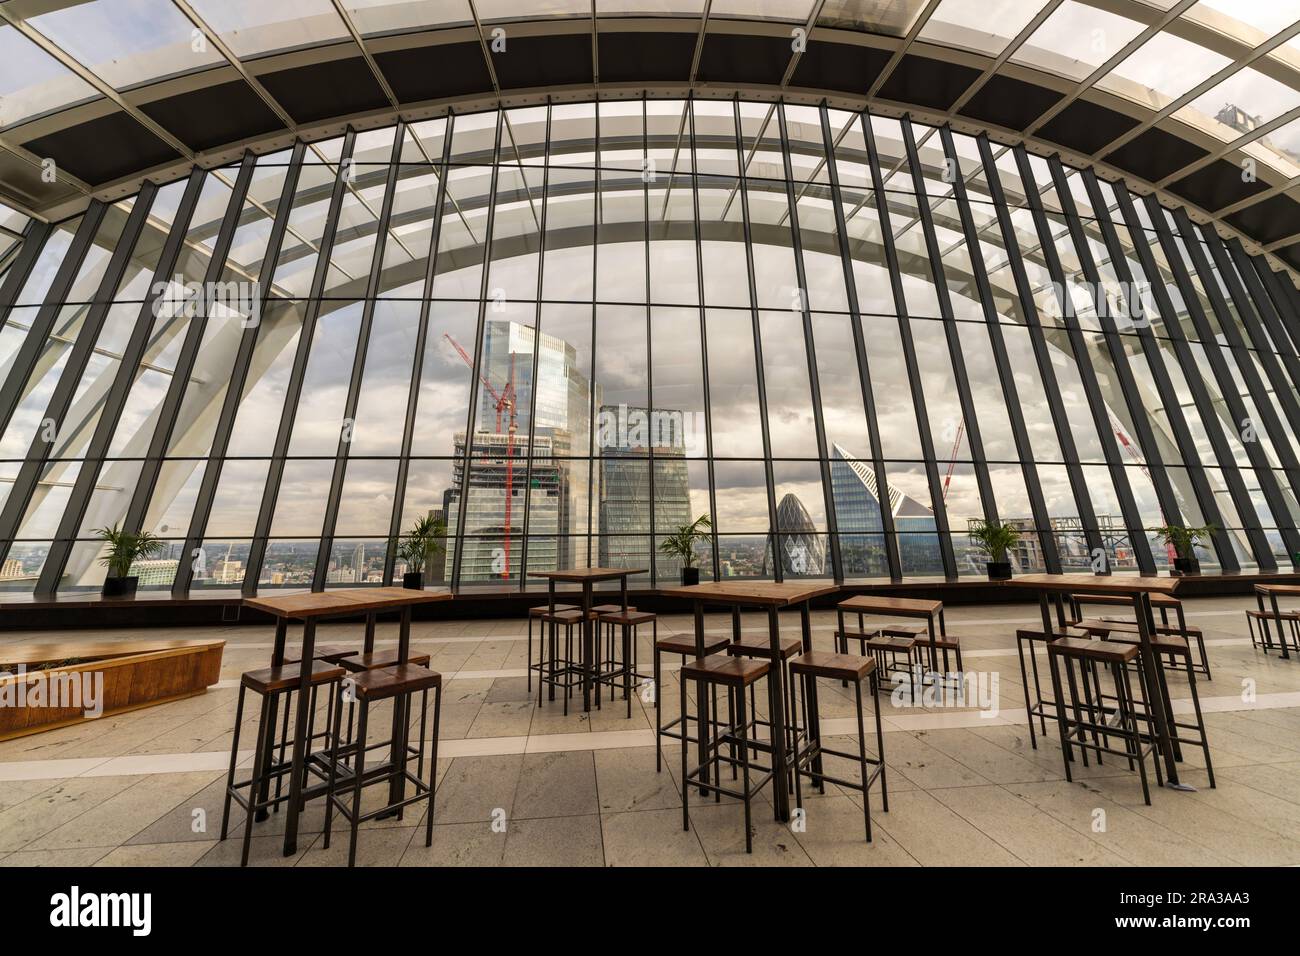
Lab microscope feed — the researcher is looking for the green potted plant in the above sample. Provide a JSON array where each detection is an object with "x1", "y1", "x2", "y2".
[
  {"x1": 659, "y1": 513, "x2": 711, "y2": 585},
  {"x1": 1155, "y1": 523, "x2": 1217, "y2": 575},
  {"x1": 969, "y1": 519, "x2": 1019, "y2": 581},
  {"x1": 93, "y1": 524, "x2": 164, "y2": 597},
  {"x1": 396, "y1": 512, "x2": 446, "y2": 589}
]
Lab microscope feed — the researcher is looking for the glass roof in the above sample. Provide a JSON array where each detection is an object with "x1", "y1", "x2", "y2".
[
  {"x1": 26, "y1": 0, "x2": 223, "y2": 90},
  {"x1": 184, "y1": 0, "x2": 350, "y2": 59},
  {"x1": 918, "y1": 0, "x2": 1047, "y2": 57},
  {"x1": 1011, "y1": 1, "x2": 1146, "y2": 82},
  {"x1": 0, "y1": 0, "x2": 1296, "y2": 257},
  {"x1": 345, "y1": 1, "x2": 474, "y2": 36},
  {"x1": 0, "y1": 23, "x2": 97, "y2": 127}
]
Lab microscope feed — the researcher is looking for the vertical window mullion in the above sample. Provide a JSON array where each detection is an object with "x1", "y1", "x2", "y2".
[
  {"x1": 39, "y1": 169, "x2": 208, "y2": 594},
  {"x1": 900, "y1": 118, "x2": 999, "y2": 532},
  {"x1": 450, "y1": 111, "x2": 506, "y2": 590},
  {"x1": 863, "y1": 109, "x2": 957, "y2": 579},
  {"x1": 1136, "y1": 194, "x2": 1276, "y2": 568},
  {"x1": 776, "y1": 102, "x2": 841, "y2": 582},
  {"x1": 312, "y1": 124, "x2": 408, "y2": 590},
  {"x1": 1030, "y1": 152, "x2": 1154, "y2": 574},
  {"x1": 732, "y1": 96, "x2": 783, "y2": 582},
  {"x1": 0, "y1": 202, "x2": 117, "y2": 571},
  {"x1": 938, "y1": 126, "x2": 1060, "y2": 572},
  {"x1": 978, "y1": 134, "x2": 1104, "y2": 565},
  {"x1": 1169, "y1": 207, "x2": 1300, "y2": 564},
  {"x1": 385, "y1": 113, "x2": 457, "y2": 585},
  {"x1": 124, "y1": 153, "x2": 258, "y2": 537},
  {"x1": 821, "y1": 104, "x2": 902, "y2": 581},
  {"x1": 175, "y1": 141, "x2": 308, "y2": 596},
  {"x1": 244, "y1": 131, "x2": 358, "y2": 594}
]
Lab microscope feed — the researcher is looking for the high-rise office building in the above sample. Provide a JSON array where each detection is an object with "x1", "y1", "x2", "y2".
[{"x1": 831, "y1": 444, "x2": 941, "y2": 576}]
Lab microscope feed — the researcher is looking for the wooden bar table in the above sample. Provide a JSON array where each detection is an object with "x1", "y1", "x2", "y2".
[
  {"x1": 528, "y1": 568, "x2": 643, "y2": 712},
  {"x1": 836, "y1": 594, "x2": 946, "y2": 675},
  {"x1": 242, "y1": 587, "x2": 452, "y2": 855},
  {"x1": 1253, "y1": 584, "x2": 1300, "y2": 659},
  {"x1": 657, "y1": 581, "x2": 839, "y2": 822},
  {"x1": 1004, "y1": 573, "x2": 1190, "y2": 789}
]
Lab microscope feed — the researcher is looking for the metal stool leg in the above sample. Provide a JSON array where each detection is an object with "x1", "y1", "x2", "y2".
[
  {"x1": 220, "y1": 683, "x2": 247, "y2": 842},
  {"x1": 855, "y1": 676, "x2": 872, "y2": 843},
  {"x1": 240, "y1": 693, "x2": 273, "y2": 867},
  {"x1": 680, "y1": 673, "x2": 690, "y2": 833},
  {"x1": 348, "y1": 700, "x2": 369, "y2": 868},
  {"x1": 736, "y1": 678, "x2": 753, "y2": 854}
]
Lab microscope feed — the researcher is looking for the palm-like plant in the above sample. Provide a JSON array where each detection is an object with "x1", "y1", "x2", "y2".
[
  {"x1": 93, "y1": 524, "x2": 165, "y2": 578},
  {"x1": 1154, "y1": 523, "x2": 1217, "y2": 561},
  {"x1": 658, "y1": 513, "x2": 711, "y2": 568},
  {"x1": 968, "y1": 519, "x2": 1020, "y2": 564},
  {"x1": 396, "y1": 512, "x2": 447, "y2": 575}
]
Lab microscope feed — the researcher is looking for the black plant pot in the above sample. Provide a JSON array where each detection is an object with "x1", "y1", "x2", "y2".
[
  {"x1": 102, "y1": 575, "x2": 138, "y2": 598},
  {"x1": 1172, "y1": 557, "x2": 1199, "y2": 575},
  {"x1": 986, "y1": 561, "x2": 1012, "y2": 581},
  {"x1": 681, "y1": 566, "x2": 700, "y2": 586},
  {"x1": 403, "y1": 571, "x2": 425, "y2": 590}
]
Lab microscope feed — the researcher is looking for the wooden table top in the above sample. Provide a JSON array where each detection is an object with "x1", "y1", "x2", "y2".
[
  {"x1": 657, "y1": 581, "x2": 840, "y2": 606},
  {"x1": 243, "y1": 587, "x2": 453, "y2": 620},
  {"x1": 1255, "y1": 583, "x2": 1300, "y2": 595},
  {"x1": 1005, "y1": 573, "x2": 1181, "y2": 595},
  {"x1": 1072, "y1": 591, "x2": 1181, "y2": 606},
  {"x1": 837, "y1": 594, "x2": 940, "y2": 615},
  {"x1": 528, "y1": 567, "x2": 645, "y2": 583}
]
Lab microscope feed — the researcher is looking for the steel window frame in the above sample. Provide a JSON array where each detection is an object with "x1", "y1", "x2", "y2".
[
  {"x1": 776, "y1": 101, "x2": 842, "y2": 584},
  {"x1": 122, "y1": 153, "x2": 258, "y2": 537},
  {"x1": 900, "y1": 117, "x2": 1001, "y2": 541},
  {"x1": 861, "y1": 108, "x2": 958, "y2": 580},
  {"x1": 1078, "y1": 169, "x2": 1235, "y2": 569},
  {"x1": 937, "y1": 125, "x2": 1060, "y2": 573},
  {"x1": 312, "y1": 124, "x2": 408, "y2": 590},
  {"x1": 731, "y1": 95, "x2": 784, "y2": 584},
  {"x1": 449, "y1": 110, "x2": 505, "y2": 591},
  {"x1": 977, "y1": 134, "x2": 1106, "y2": 565},
  {"x1": 1034, "y1": 152, "x2": 1157, "y2": 574},
  {"x1": 173, "y1": 142, "x2": 308, "y2": 596},
  {"x1": 819, "y1": 103, "x2": 903, "y2": 582},
  {"x1": 243, "y1": 131, "x2": 359, "y2": 595},
  {"x1": 38, "y1": 170, "x2": 208, "y2": 594},
  {"x1": 1134, "y1": 193, "x2": 1278, "y2": 568}
]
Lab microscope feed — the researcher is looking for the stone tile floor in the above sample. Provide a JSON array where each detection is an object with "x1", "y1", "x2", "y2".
[{"x1": 1, "y1": 595, "x2": 1298, "y2": 866}]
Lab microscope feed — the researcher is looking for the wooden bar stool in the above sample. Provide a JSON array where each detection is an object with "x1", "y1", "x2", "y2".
[
  {"x1": 653, "y1": 633, "x2": 732, "y2": 772},
  {"x1": 592, "y1": 604, "x2": 638, "y2": 686},
  {"x1": 726, "y1": 633, "x2": 803, "y2": 770},
  {"x1": 594, "y1": 609, "x2": 654, "y2": 717},
  {"x1": 1014, "y1": 627, "x2": 1079, "y2": 749},
  {"x1": 1071, "y1": 620, "x2": 1215, "y2": 789},
  {"x1": 528, "y1": 603, "x2": 576, "y2": 691},
  {"x1": 789, "y1": 651, "x2": 887, "y2": 842},
  {"x1": 536, "y1": 607, "x2": 597, "y2": 714},
  {"x1": 323, "y1": 664, "x2": 442, "y2": 867},
  {"x1": 835, "y1": 615, "x2": 919, "y2": 700},
  {"x1": 1047, "y1": 637, "x2": 1162, "y2": 804},
  {"x1": 679, "y1": 654, "x2": 775, "y2": 854},
  {"x1": 220, "y1": 659, "x2": 345, "y2": 866}
]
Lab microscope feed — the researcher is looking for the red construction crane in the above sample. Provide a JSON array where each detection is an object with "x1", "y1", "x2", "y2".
[
  {"x1": 942, "y1": 421, "x2": 965, "y2": 501},
  {"x1": 445, "y1": 333, "x2": 517, "y2": 578},
  {"x1": 1112, "y1": 417, "x2": 1177, "y2": 564}
]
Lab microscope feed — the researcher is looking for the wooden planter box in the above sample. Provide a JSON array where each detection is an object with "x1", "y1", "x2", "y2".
[{"x1": 0, "y1": 638, "x2": 225, "y2": 741}]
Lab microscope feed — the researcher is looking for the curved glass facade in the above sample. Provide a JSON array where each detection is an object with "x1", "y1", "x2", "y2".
[{"x1": 1, "y1": 98, "x2": 1299, "y2": 594}]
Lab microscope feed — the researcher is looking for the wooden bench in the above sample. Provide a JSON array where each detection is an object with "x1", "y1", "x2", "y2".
[{"x1": 0, "y1": 638, "x2": 224, "y2": 740}]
